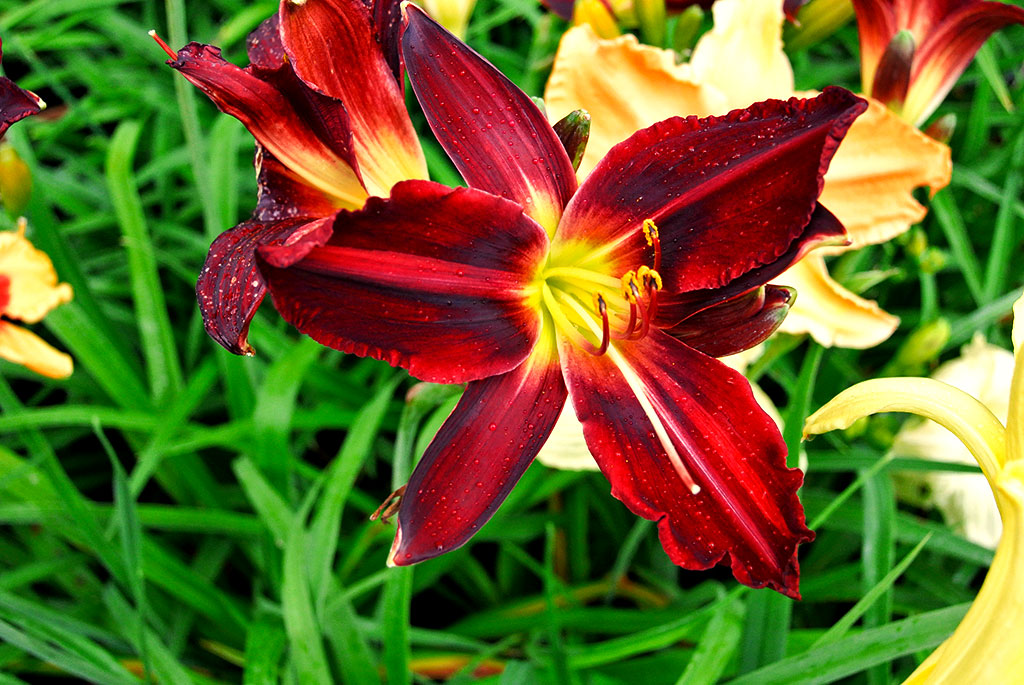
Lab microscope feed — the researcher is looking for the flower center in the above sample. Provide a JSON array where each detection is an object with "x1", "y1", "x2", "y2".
[{"x1": 538, "y1": 219, "x2": 663, "y2": 356}]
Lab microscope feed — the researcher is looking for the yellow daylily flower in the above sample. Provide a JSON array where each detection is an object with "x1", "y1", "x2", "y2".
[
  {"x1": 892, "y1": 333, "x2": 1014, "y2": 549},
  {"x1": 544, "y1": 0, "x2": 951, "y2": 349},
  {"x1": 804, "y1": 292, "x2": 1024, "y2": 683},
  {"x1": 0, "y1": 219, "x2": 73, "y2": 378}
]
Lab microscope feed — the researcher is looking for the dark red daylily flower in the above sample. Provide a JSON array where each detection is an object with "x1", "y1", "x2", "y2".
[
  {"x1": 0, "y1": 38, "x2": 45, "y2": 137},
  {"x1": 153, "y1": 0, "x2": 426, "y2": 354},
  {"x1": 854, "y1": 0, "x2": 1024, "y2": 125},
  {"x1": 259, "y1": 7, "x2": 866, "y2": 597}
]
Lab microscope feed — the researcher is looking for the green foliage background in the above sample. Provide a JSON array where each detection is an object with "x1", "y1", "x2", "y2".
[{"x1": 0, "y1": 0, "x2": 1021, "y2": 682}]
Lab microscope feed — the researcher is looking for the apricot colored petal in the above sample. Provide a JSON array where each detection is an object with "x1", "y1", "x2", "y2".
[
  {"x1": 279, "y1": 0, "x2": 427, "y2": 193},
  {"x1": 905, "y1": 2, "x2": 1024, "y2": 126},
  {"x1": 389, "y1": 335, "x2": 567, "y2": 565},
  {"x1": 560, "y1": 90, "x2": 865, "y2": 294},
  {"x1": 167, "y1": 42, "x2": 367, "y2": 209},
  {"x1": 690, "y1": 0, "x2": 794, "y2": 109},
  {"x1": 774, "y1": 253, "x2": 899, "y2": 349},
  {"x1": 197, "y1": 216, "x2": 333, "y2": 356},
  {"x1": 820, "y1": 96, "x2": 951, "y2": 249},
  {"x1": 0, "y1": 227, "x2": 73, "y2": 324},
  {"x1": 544, "y1": 25, "x2": 725, "y2": 178},
  {"x1": 261, "y1": 181, "x2": 547, "y2": 384},
  {"x1": 560, "y1": 329, "x2": 812, "y2": 597},
  {"x1": 669, "y1": 285, "x2": 794, "y2": 358},
  {"x1": 0, "y1": 321, "x2": 73, "y2": 379},
  {"x1": 402, "y1": 5, "x2": 577, "y2": 234}
]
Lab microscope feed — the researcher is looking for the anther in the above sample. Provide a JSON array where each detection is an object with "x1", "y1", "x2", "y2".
[
  {"x1": 370, "y1": 484, "x2": 407, "y2": 524},
  {"x1": 642, "y1": 218, "x2": 662, "y2": 271},
  {"x1": 148, "y1": 30, "x2": 177, "y2": 59}
]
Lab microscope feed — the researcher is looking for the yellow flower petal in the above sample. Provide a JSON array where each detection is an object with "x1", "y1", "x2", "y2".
[
  {"x1": 804, "y1": 377, "x2": 1007, "y2": 487},
  {"x1": 1008, "y1": 292, "x2": 1024, "y2": 466},
  {"x1": 905, "y1": 460, "x2": 1024, "y2": 683},
  {"x1": 774, "y1": 255, "x2": 899, "y2": 349},
  {"x1": 420, "y1": 0, "x2": 476, "y2": 39},
  {"x1": 818, "y1": 97, "x2": 952, "y2": 251},
  {"x1": 689, "y1": 0, "x2": 794, "y2": 109},
  {"x1": 0, "y1": 222, "x2": 74, "y2": 324},
  {"x1": 0, "y1": 321, "x2": 73, "y2": 378},
  {"x1": 544, "y1": 25, "x2": 724, "y2": 178}
]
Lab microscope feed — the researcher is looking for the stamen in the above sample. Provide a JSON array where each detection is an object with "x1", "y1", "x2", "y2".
[
  {"x1": 370, "y1": 484, "x2": 407, "y2": 524},
  {"x1": 643, "y1": 219, "x2": 662, "y2": 271},
  {"x1": 594, "y1": 295, "x2": 610, "y2": 356},
  {"x1": 148, "y1": 30, "x2": 176, "y2": 59},
  {"x1": 544, "y1": 283, "x2": 604, "y2": 354}
]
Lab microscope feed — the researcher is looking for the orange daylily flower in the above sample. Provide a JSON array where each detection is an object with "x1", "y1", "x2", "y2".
[
  {"x1": 545, "y1": 0, "x2": 952, "y2": 349},
  {"x1": 0, "y1": 219, "x2": 73, "y2": 378}
]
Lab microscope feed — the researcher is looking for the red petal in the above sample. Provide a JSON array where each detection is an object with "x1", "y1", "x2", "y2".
[
  {"x1": 197, "y1": 216, "x2": 334, "y2": 355},
  {"x1": 167, "y1": 41, "x2": 367, "y2": 208},
  {"x1": 401, "y1": 5, "x2": 577, "y2": 234},
  {"x1": 667, "y1": 285, "x2": 794, "y2": 358},
  {"x1": 389, "y1": 337, "x2": 567, "y2": 565},
  {"x1": 654, "y1": 203, "x2": 847, "y2": 327},
  {"x1": 260, "y1": 181, "x2": 548, "y2": 384},
  {"x1": 560, "y1": 330, "x2": 813, "y2": 597},
  {"x1": 542, "y1": 0, "x2": 576, "y2": 20},
  {"x1": 906, "y1": 2, "x2": 1024, "y2": 124},
  {"x1": 370, "y1": 0, "x2": 404, "y2": 85},
  {"x1": 254, "y1": 146, "x2": 343, "y2": 222},
  {"x1": 560, "y1": 89, "x2": 865, "y2": 294},
  {"x1": 852, "y1": 0, "x2": 898, "y2": 93},
  {"x1": 279, "y1": 0, "x2": 426, "y2": 194},
  {"x1": 0, "y1": 41, "x2": 44, "y2": 137}
]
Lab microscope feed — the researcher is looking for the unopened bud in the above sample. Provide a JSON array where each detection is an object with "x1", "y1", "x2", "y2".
[
  {"x1": 671, "y1": 6, "x2": 703, "y2": 55},
  {"x1": 924, "y1": 113, "x2": 956, "y2": 143},
  {"x1": 782, "y1": 0, "x2": 854, "y2": 52},
  {"x1": 0, "y1": 144, "x2": 31, "y2": 215},
  {"x1": 572, "y1": 0, "x2": 620, "y2": 38},
  {"x1": 871, "y1": 30, "x2": 915, "y2": 111},
  {"x1": 918, "y1": 247, "x2": 947, "y2": 274},
  {"x1": 634, "y1": 0, "x2": 666, "y2": 47},
  {"x1": 888, "y1": 318, "x2": 952, "y2": 374},
  {"x1": 552, "y1": 109, "x2": 591, "y2": 172}
]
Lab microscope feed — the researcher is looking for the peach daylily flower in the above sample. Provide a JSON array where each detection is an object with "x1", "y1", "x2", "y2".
[
  {"x1": 0, "y1": 219, "x2": 73, "y2": 378},
  {"x1": 545, "y1": 0, "x2": 951, "y2": 349}
]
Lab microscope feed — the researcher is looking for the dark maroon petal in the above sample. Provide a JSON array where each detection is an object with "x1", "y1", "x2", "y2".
[
  {"x1": 166, "y1": 42, "x2": 366, "y2": 208},
  {"x1": 260, "y1": 180, "x2": 548, "y2": 384},
  {"x1": 668, "y1": 285, "x2": 795, "y2": 358},
  {"x1": 389, "y1": 340, "x2": 567, "y2": 565},
  {"x1": 197, "y1": 216, "x2": 334, "y2": 355},
  {"x1": 559, "y1": 89, "x2": 865, "y2": 295},
  {"x1": 654, "y1": 203, "x2": 847, "y2": 327},
  {"x1": 402, "y1": 5, "x2": 577, "y2": 233},
  {"x1": 0, "y1": 41, "x2": 44, "y2": 137},
  {"x1": 245, "y1": 14, "x2": 286, "y2": 73},
  {"x1": 371, "y1": 0, "x2": 404, "y2": 85},
  {"x1": 560, "y1": 329, "x2": 813, "y2": 598},
  {"x1": 279, "y1": 0, "x2": 426, "y2": 193},
  {"x1": 543, "y1": 0, "x2": 576, "y2": 20},
  {"x1": 254, "y1": 146, "x2": 343, "y2": 223},
  {"x1": 783, "y1": 0, "x2": 811, "y2": 22}
]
